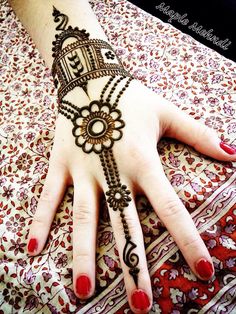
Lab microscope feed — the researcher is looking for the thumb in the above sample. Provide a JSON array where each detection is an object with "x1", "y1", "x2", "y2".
[{"x1": 161, "y1": 104, "x2": 236, "y2": 161}]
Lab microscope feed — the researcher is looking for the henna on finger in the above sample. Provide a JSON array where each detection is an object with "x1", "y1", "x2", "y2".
[{"x1": 52, "y1": 7, "x2": 140, "y2": 285}]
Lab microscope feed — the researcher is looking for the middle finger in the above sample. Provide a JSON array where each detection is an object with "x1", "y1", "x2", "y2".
[{"x1": 101, "y1": 176, "x2": 153, "y2": 313}]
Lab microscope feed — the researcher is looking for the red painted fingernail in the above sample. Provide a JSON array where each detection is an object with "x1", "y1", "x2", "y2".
[
  {"x1": 76, "y1": 275, "x2": 91, "y2": 297},
  {"x1": 28, "y1": 238, "x2": 38, "y2": 253},
  {"x1": 131, "y1": 289, "x2": 150, "y2": 311},
  {"x1": 195, "y1": 258, "x2": 214, "y2": 280},
  {"x1": 220, "y1": 142, "x2": 236, "y2": 155}
]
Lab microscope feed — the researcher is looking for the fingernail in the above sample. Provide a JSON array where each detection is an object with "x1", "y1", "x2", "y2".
[
  {"x1": 220, "y1": 141, "x2": 236, "y2": 155},
  {"x1": 131, "y1": 289, "x2": 150, "y2": 311},
  {"x1": 28, "y1": 238, "x2": 38, "y2": 253},
  {"x1": 195, "y1": 258, "x2": 214, "y2": 280},
  {"x1": 76, "y1": 275, "x2": 91, "y2": 297}
]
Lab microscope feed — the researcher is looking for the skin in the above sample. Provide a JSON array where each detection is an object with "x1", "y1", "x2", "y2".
[{"x1": 10, "y1": 0, "x2": 236, "y2": 313}]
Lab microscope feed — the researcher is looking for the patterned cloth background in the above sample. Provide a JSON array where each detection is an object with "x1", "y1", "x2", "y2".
[{"x1": 0, "y1": 0, "x2": 236, "y2": 313}]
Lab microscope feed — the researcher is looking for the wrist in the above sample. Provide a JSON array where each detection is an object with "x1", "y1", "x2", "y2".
[{"x1": 51, "y1": 7, "x2": 131, "y2": 102}]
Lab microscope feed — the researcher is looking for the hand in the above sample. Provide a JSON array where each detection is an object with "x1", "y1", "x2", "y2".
[{"x1": 26, "y1": 79, "x2": 236, "y2": 313}]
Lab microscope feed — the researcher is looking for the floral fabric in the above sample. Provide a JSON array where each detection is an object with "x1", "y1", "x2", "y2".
[{"x1": 0, "y1": 0, "x2": 236, "y2": 313}]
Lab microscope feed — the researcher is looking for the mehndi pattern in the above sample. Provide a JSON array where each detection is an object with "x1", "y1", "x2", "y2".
[{"x1": 52, "y1": 7, "x2": 140, "y2": 285}]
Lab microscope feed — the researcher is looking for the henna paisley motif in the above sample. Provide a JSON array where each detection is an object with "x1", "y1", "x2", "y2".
[
  {"x1": 52, "y1": 6, "x2": 68, "y2": 31},
  {"x1": 123, "y1": 240, "x2": 140, "y2": 285}
]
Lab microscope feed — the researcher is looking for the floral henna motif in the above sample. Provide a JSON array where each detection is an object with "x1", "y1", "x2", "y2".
[
  {"x1": 52, "y1": 7, "x2": 140, "y2": 285},
  {"x1": 106, "y1": 184, "x2": 131, "y2": 210},
  {"x1": 71, "y1": 100, "x2": 124, "y2": 154},
  {"x1": 99, "y1": 148, "x2": 139, "y2": 284}
]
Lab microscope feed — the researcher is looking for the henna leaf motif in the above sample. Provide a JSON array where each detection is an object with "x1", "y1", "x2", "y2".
[{"x1": 67, "y1": 51, "x2": 84, "y2": 77}]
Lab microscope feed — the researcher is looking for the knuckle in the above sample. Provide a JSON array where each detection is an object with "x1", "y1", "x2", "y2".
[
  {"x1": 115, "y1": 214, "x2": 140, "y2": 237},
  {"x1": 73, "y1": 203, "x2": 93, "y2": 224},
  {"x1": 127, "y1": 143, "x2": 143, "y2": 160},
  {"x1": 193, "y1": 124, "x2": 213, "y2": 149},
  {"x1": 74, "y1": 250, "x2": 91, "y2": 261},
  {"x1": 127, "y1": 218, "x2": 140, "y2": 235},
  {"x1": 39, "y1": 187, "x2": 54, "y2": 204},
  {"x1": 135, "y1": 155, "x2": 156, "y2": 182},
  {"x1": 33, "y1": 212, "x2": 46, "y2": 225},
  {"x1": 181, "y1": 236, "x2": 202, "y2": 251},
  {"x1": 138, "y1": 157, "x2": 153, "y2": 174},
  {"x1": 160, "y1": 198, "x2": 183, "y2": 219},
  {"x1": 127, "y1": 142, "x2": 150, "y2": 165},
  {"x1": 198, "y1": 124, "x2": 211, "y2": 138},
  {"x1": 114, "y1": 218, "x2": 125, "y2": 234}
]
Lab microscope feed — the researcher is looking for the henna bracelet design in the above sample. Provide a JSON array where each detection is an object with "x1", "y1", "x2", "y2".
[
  {"x1": 51, "y1": 7, "x2": 131, "y2": 100},
  {"x1": 52, "y1": 8, "x2": 140, "y2": 286}
]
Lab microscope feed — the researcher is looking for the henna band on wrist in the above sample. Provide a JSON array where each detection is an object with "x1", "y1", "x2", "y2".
[
  {"x1": 51, "y1": 6, "x2": 131, "y2": 100},
  {"x1": 52, "y1": 7, "x2": 140, "y2": 286}
]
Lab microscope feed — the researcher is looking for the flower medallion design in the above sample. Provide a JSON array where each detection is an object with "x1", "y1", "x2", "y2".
[
  {"x1": 106, "y1": 184, "x2": 132, "y2": 211},
  {"x1": 72, "y1": 100, "x2": 125, "y2": 154},
  {"x1": 105, "y1": 51, "x2": 116, "y2": 60}
]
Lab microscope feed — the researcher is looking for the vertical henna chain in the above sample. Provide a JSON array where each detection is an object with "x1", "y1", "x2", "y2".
[{"x1": 52, "y1": 7, "x2": 140, "y2": 285}]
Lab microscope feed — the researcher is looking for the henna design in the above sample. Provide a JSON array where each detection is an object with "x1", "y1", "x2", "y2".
[
  {"x1": 71, "y1": 100, "x2": 124, "y2": 154},
  {"x1": 52, "y1": 6, "x2": 68, "y2": 31},
  {"x1": 52, "y1": 8, "x2": 140, "y2": 286},
  {"x1": 52, "y1": 7, "x2": 131, "y2": 99},
  {"x1": 67, "y1": 51, "x2": 84, "y2": 78},
  {"x1": 100, "y1": 149, "x2": 139, "y2": 285}
]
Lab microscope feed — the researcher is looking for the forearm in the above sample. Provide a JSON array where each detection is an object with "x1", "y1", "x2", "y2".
[{"x1": 10, "y1": 0, "x2": 108, "y2": 68}]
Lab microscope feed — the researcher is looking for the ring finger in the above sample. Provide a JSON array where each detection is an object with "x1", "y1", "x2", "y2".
[{"x1": 139, "y1": 155, "x2": 215, "y2": 281}]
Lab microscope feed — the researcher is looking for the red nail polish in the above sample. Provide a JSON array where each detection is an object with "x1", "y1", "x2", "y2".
[
  {"x1": 76, "y1": 275, "x2": 91, "y2": 297},
  {"x1": 195, "y1": 258, "x2": 214, "y2": 280},
  {"x1": 28, "y1": 238, "x2": 38, "y2": 253},
  {"x1": 220, "y1": 142, "x2": 236, "y2": 155},
  {"x1": 131, "y1": 289, "x2": 150, "y2": 311}
]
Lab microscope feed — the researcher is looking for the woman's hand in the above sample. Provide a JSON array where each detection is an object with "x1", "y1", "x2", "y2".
[{"x1": 26, "y1": 79, "x2": 236, "y2": 314}]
